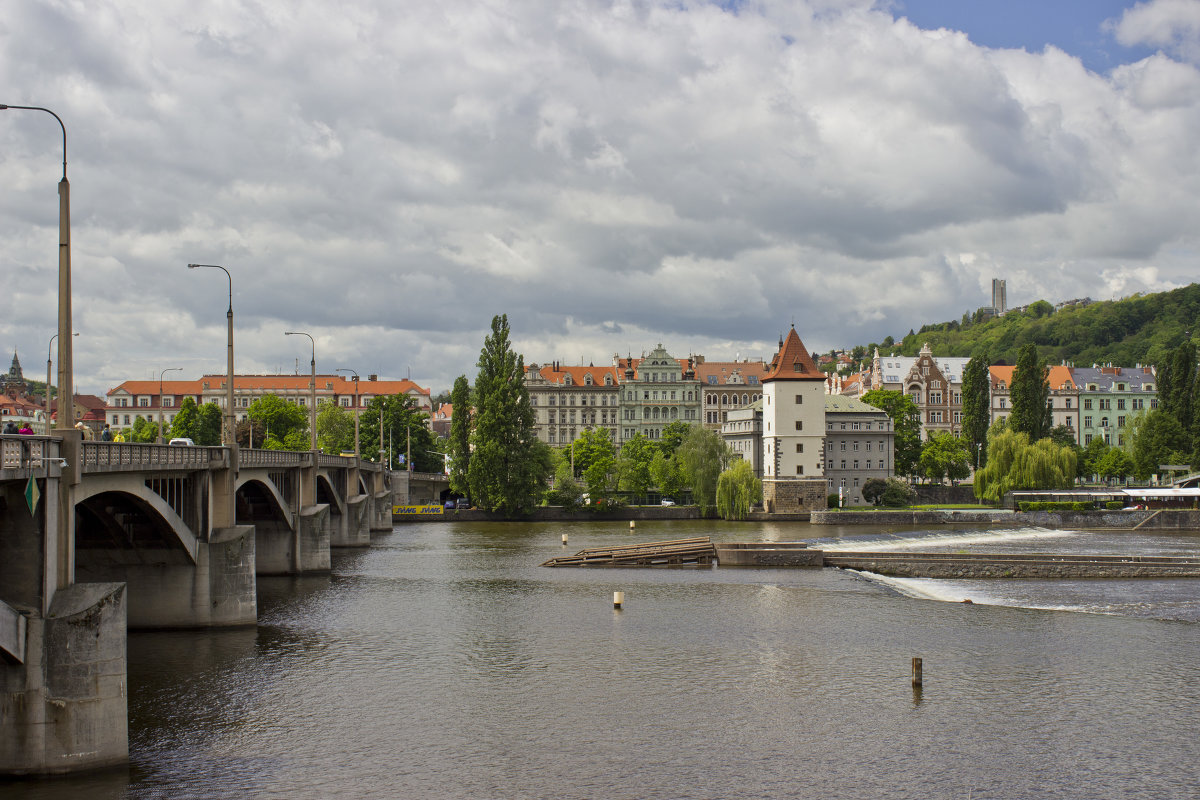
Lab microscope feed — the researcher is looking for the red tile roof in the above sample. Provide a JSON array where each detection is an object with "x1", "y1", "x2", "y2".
[
  {"x1": 527, "y1": 363, "x2": 620, "y2": 386},
  {"x1": 763, "y1": 327, "x2": 824, "y2": 382}
]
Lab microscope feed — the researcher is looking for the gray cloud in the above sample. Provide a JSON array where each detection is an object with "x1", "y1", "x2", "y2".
[{"x1": 3, "y1": 0, "x2": 1199, "y2": 395}]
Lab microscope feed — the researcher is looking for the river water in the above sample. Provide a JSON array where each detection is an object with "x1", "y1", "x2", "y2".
[{"x1": 8, "y1": 520, "x2": 1200, "y2": 799}]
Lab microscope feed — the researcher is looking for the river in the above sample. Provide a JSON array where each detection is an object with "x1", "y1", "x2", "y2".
[{"x1": 7, "y1": 520, "x2": 1200, "y2": 799}]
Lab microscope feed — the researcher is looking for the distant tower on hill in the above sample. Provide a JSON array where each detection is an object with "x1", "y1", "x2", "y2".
[{"x1": 991, "y1": 279, "x2": 1007, "y2": 316}]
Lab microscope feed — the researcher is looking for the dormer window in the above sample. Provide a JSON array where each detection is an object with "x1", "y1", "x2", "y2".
[{"x1": 584, "y1": 374, "x2": 593, "y2": 385}]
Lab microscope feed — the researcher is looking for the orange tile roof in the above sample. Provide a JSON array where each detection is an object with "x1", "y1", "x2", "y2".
[
  {"x1": 527, "y1": 363, "x2": 620, "y2": 386},
  {"x1": 763, "y1": 327, "x2": 824, "y2": 382},
  {"x1": 989, "y1": 365, "x2": 1076, "y2": 391},
  {"x1": 692, "y1": 359, "x2": 767, "y2": 384}
]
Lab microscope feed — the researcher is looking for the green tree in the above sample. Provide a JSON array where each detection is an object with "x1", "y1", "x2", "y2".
[
  {"x1": 960, "y1": 350, "x2": 991, "y2": 469},
  {"x1": 974, "y1": 428, "x2": 1076, "y2": 503},
  {"x1": 467, "y1": 314, "x2": 550, "y2": 516},
  {"x1": 860, "y1": 389, "x2": 922, "y2": 476},
  {"x1": 448, "y1": 375, "x2": 472, "y2": 499},
  {"x1": 1081, "y1": 435, "x2": 1110, "y2": 480},
  {"x1": 1010, "y1": 343, "x2": 1051, "y2": 441},
  {"x1": 1157, "y1": 341, "x2": 1196, "y2": 431},
  {"x1": 316, "y1": 399, "x2": 356, "y2": 454},
  {"x1": 362, "y1": 394, "x2": 439, "y2": 471},
  {"x1": 169, "y1": 396, "x2": 200, "y2": 442},
  {"x1": 547, "y1": 457, "x2": 583, "y2": 508},
  {"x1": 616, "y1": 433, "x2": 657, "y2": 501},
  {"x1": 650, "y1": 451, "x2": 687, "y2": 500},
  {"x1": 571, "y1": 427, "x2": 617, "y2": 478},
  {"x1": 247, "y1": 395, "x2": 309, "y2": 450},
  {"x1": 918, "y1": 433, "x2": 971, "y2": 485},
  {"x1": 1130, "y1": 410, "x2": 1190, "y2": 481},
  {"x1": 677, "y1": 426, "x2": 730, "y2": 516},
  {"x1": 1097, "y1": 447, "x2": 1134, "y2": 483},
  {"x1": 716, "y1": 459, "x2": 761, "y2": 520},
  {"x1": 659, "y1": 420, "x2": 694, "y2": 456},
  {"x1": 196, "y1": 402, "x2": 223, "y2": 446},
  {"x1": 129, "y1": 416, "x2": 159, "y2": 443},
  {"x1": 881, "y1": 478, "x2": 917, "y2": 507},
  {"x1": 862, "y1": 477, "x2": 888, "y2": 506}
]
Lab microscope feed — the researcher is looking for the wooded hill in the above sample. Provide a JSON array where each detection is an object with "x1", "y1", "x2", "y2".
[{"x1": 866, "y1": 283, "x2": 1200, "y2": 370}]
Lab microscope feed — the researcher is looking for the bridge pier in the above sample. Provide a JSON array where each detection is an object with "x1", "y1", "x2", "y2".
[
  {"x1": 2, "y1": 435, "x2": 129, "y2": 775},
  {"x1": 368, "y1": 470, "x2": 393, "y2": 532}
]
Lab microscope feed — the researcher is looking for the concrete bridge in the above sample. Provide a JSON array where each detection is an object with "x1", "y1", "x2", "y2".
[{"x1": 1, "y1": 433, "x2": 394, "y2": 775}]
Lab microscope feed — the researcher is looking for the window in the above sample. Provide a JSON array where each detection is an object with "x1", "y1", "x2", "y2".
[
  {"x1": 1100, "y1": 398, "x2": 1111, "y2": 410},
  {"x1": 138, "y1": 397, "x2": 149, "y2": 407},
  {"x1": 794, "y1": 420, "x2": 803, "y2": 430},
  {"x1": 1084, "y1": 416, "x2": 1092, "y2": 427},
  {"x1": 795, "y1": 394, "x2": 803, "y2": 404},
  {"x1": 1065, "y1": 399, "x2": 1072, "y2": 409},
  {"x1": 340, "y1": 397, "x2": 351, "y2": 407},
  {"x1": 111, "y1": 414, "x2": 119, "y2": 424},
  {"x1": 1118, "y1": 416, "x2": 1126, "y2": 428},
  {"x1": 840, "y1": 442, "x2": 846, "y2": 451},
  {"x1": 866, "y1": 460, "x2": 871, "y2": 469},
  {"x1": 840, "y1": 460, "x2": 846, "y2": 469},
  {"x1": 1083, "y1": 398, "x2": 1093, "y2": 410},
  {"x1": 795, "y1": 443, "x2": 803, "y2": 453},
  {"x1": 796, "y1": 465, "x2": 804, "y2": 475},
  {"x1": 1117, "y1": 399, "x2": 1126, "y2": 410},
  {"x1": 1065, "y1": 417, "x2": 1073, "y2": 427},
  {"x1": 929, "y1": 392, "x2": 942, "y2": 404},
  {"x1": 866, "y1": 442, "x2": 872, "y2": 451},
  {"x1": 999, "y1": 398, "x2": 1006, "y2": 409},
  {"x1": 853, "y1": 460, "x2": 859, "y2": 469},
  {"x1": 1084, "y1": 433, "x2": 1093, "y2": 444}
]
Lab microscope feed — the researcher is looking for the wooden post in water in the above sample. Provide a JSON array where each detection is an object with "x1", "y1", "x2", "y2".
[
  {"x1": 630, "y1": 520, "x2": 635, "y2": 530},
  {"x1": 613, "y1": 591, "x2": 624, "y2": 609},
  {"x1": 911, "y1": 657, "x2": 923, "y2": 687},
  {"x1": 561, "y1": 533, "x2": 568, "y2": 545}
]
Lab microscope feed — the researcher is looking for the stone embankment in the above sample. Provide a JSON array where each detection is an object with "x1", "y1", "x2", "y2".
[{"x1": 811, "y1": 508, "x2": 1200, "y2": 530}]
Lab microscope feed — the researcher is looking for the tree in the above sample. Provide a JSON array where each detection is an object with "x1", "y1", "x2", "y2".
[
  {"x1": 659, "y1": 420, "x2": 693, "y2": 456},
  {"x1": 1010, "y1": 343, "x2": 1051, "y2": 441},
  {"x1": 1130, "y1": 410, "x2": 1190, "y2": 481},
  {"x1": 881, "y1": 478, "x2": 917, "y2": 507},
  {"x1": 316, "y1": 399, "x2": 356, "y2": 455},
  {"x1": 448, "y1": 375, "x2": 472, "y2": 499},
  {"x1": 677, "y1": 426, "x2": 729, "y2": 516},
  {"x1": 576, "y1": 428, "x2": 617, "y2": 498},
  {"x1": 918, "y1": 433, "x2": 971, "y2": 485},
  {"x1": 960, "y1": 350, "x2": 991, "y2": 469},
  {"x1": 1081, "y1": 435, "x2": 1110, "y2": 480},
  {"x1": 1158, "y1": 341, "x2": 1196, "y2": 431},
  {"x1": 247, "y1": 395, "x2": 309, "y2": 450},
  {"x1": 547, "y1": 456, "x2": 583, "y2": 508},
  {"x1": 467, "y1": 314, "x2": 550, "y2": 516},
  {"x1": 650, "y1": 451, "x2": 687, "y2": 500},
  {"x1": 170, "y1": 397, "x2": 200, "y2": 442},
  {"x1": 616, "y1": 433, "x2": 656, "y2": 501},
  {"x1": 129, "y1": 416, "x2": 159, "y2": 443},
  {"x1": 973, "y1": 429, "x2": 1076, "y2": 503},
  {"x1": 716, "y1": 460, "x2": 761, "y2": 520},
  {"x1": 195, "y1": 402, "x2": 223, "y2": 446},
  {"x1": 362, "y1": 394, "x2": 439, "y2": 472},
  {"x1": 862, "y1": 477, "x2": 888, "y2": 506},
  {"x1": 1096, "y1": 447, "x2": 1133, "y2": 483},
  {"x1": 860, "y1": 389, "x2": 922, "y2": 476}
]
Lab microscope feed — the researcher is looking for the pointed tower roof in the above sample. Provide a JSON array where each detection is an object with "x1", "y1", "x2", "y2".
[{"x1": 763, "y1": 326, "x2": 824, "y2": 382}]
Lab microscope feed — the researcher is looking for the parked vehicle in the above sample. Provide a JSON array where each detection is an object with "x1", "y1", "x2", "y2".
[
  {"x1": 661, "y1": 498, "x2": 675, "y2": 506},
  {"x1": 168, "y1": 438, "x2": 195, "y2": 446},
  {"x1": 455, "y1": 499, "x2": 471, "y2": 510}
]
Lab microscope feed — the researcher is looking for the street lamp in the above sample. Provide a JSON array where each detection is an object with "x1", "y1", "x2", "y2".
[
  {"x1": 187, "y1": 263, "x2": 235, "y2": 445},
  {"x1": 284, "y1": 331, "x2": 317, "y2": 450},
  {"x1": 46, "y1": 332, "x2": 78, "y2": 434},
  {"x1": 336, "y1": 368, "x2": 360, "y2": 458},
  {"x1": 3, "y1": 104, "x2": 73, "y2": 431},
  {"x1": 158, "y1": 367, "x2": 182, "y2": 444}
]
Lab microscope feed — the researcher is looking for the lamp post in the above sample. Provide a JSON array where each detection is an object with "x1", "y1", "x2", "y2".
[
  {"x1": 46, "y1": 332, "x2": 78, "y2": 435},
  {"x1": 4, "y1": 104, "x2": 73, "y2": 431},
  {"x1": 187, "y1": 263, "x2": 235, "y2": 445},
  {"x1": 336, "y1": 368, "x2": 360, "y2": 458},
  {"x1": 285, "y1": 331, "x2": 317, "y2": 451},
  {"x1": 158, "y1": 367, "x2": 182, "y2": 443}
]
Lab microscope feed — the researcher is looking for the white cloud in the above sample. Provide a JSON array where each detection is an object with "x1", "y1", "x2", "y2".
[
  {"x1": 1111, "y1": 0, "x2": 1200, "y2": 64},
  {"x1": 2, "y1": 0, "x2": 1200, "y2": 396}
]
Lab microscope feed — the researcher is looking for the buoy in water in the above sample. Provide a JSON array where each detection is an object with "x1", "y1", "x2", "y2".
[{"x1": 613, "y1": 591, "x2": 624, "y2": 609}]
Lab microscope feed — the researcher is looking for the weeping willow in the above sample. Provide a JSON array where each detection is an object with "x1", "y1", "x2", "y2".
[
  {"x1": 974, "y1": 429, "x2": 1077, "y2": 503},
  {"x1": 716, "y1": 460, "x2": 762, "y2": 520}
]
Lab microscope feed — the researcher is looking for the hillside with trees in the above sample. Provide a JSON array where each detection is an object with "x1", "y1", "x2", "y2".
[{"x1": 840, "y1": 283, "x2": 1200, "y2": 370}]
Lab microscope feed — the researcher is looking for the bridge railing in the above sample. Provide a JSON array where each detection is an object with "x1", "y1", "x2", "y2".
[
  {"x1": 317, "y1": 453, "x2": 355, "y2": 468},
  {"x1": 240, "y1": 448, "x2": 307, "y2": 468},
  {"x1": 81, "y1": 442, "x2": 227, "y2": 471},
  {"x1": 1, "y1": 435, "x2": 53, "y2": 471}
]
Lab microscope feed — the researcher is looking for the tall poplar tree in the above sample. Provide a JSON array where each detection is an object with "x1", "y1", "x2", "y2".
[
  {"x1": 467, "y1": 315, "x2": 550, "y2": 516},
  {"x1": 447, "y1": 375, "x2": 472, "y2": 499},
  {"x1": 1010, "y1": 343, "x2": 1051, "y2": 441},
  {"x1": 960, "y1": 349, "x2": 991, "y2": 469}
]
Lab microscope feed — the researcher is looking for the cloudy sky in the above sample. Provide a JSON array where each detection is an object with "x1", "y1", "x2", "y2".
[{"x1": 3, "y1": 0, "x2": 1199, "y2": 396}]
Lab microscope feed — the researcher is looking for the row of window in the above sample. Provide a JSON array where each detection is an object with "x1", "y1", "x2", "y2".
[
  {"x1": 827, "y1": 460, "x2": 881, "y2": 470},
  {"x1": 826, "y1": 420, "x2": 885, "y2": 431},
  {"x1": 828, "y1": 440, "x2": 886, "y2": 452},
  {"x1": 705, "y1": 392, "x2": 760, "y2": 406}
]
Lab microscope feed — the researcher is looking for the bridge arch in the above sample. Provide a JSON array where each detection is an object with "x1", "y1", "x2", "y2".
[{"x1": 75, "y1": 476, "x2": 199, "y2": 563}]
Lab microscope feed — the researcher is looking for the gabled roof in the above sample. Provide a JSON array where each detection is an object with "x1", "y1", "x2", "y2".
[
  {"x1": 763, "y1": 327, "x2": 824, "y2": 382},
  {"x1": 990, "y1": 365, "x2": 1076, "y2": 392},
  {"x1": 106, "y1": 375, "x2": 430, "y2": 402},
  {"x1": 692, "y1": 359, "x2": 767, "y2": 386},
  {"x1": 526, "y1": 363, "x2": 620, "y2": 386}
]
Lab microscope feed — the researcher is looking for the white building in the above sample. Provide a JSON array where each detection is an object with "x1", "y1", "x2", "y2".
[{"x1": 761, "y1": 326, "x2": 828, "y2": 512}]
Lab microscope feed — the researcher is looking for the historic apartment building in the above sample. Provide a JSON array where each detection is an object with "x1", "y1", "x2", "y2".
[
  {"x1": 105, "y1": 374, "x2": 431, "y2": 433},
  {"x1": 989, "y1": 365, "x2": 1079, "y2": 440},
  {"x1": 868, "y1": 344, "x2": 970, "y2": 440},
  {"x1": 616, "y1": 345, "x2": 702, "y2": 444},
  {"x1": 524, "y1": 362, "x2": 621, "y2": 446},
  {"x1": 694, "y1": 356, "x2": 767, "y2": 431},
  {"x1": 721, "y1": 398, "x2": 763, "y2": 478},
  {"x1": 761, "y1": 327, "x2": 828, "y2": 512},
  {"x1": 1071, "y1": 366, "x2": 1157, "y2": 446},
  {"x1": 823, "y1": 396, "x2": 894, "y2": 506}
]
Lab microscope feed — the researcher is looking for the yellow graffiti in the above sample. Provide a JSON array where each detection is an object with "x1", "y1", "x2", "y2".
[{"x1": 393, "y1": 505, "x2": 444, "y2": 515}]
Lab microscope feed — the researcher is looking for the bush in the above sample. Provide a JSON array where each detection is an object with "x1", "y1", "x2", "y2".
[
  {"x1": 881, "y1": 479, "x2": 917, "y2": 508},
  {"x1": 1105, "y1": 501, "x2": 1125, "y2": 510},
  {"x1": 827, "y1": 493, "x2": 841, "y2": 509},
  {"x1": 1017, "y1": 501, "x2": 1090, "y2": 512}
]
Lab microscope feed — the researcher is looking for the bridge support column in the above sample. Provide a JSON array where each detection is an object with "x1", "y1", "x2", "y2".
[
  {"x1": 332, "y1": 494, "x2": 371, "y2": 547},
  {"x1": 368, "y1": 470, "x2": 393, "y2": 532}
]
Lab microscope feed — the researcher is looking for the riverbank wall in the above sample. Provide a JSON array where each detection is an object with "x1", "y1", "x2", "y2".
[{"x1": 811, "y1": 508, "x2": 1200, "y2": 529}]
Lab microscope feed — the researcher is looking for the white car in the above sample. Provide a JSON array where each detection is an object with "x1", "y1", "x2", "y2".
[
  {"x1": 168, "y1": 437, "x2": 195, "y2": 446},
  {"x1": 661, "y1": 498, "x2": 675, "y2": 506}
]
